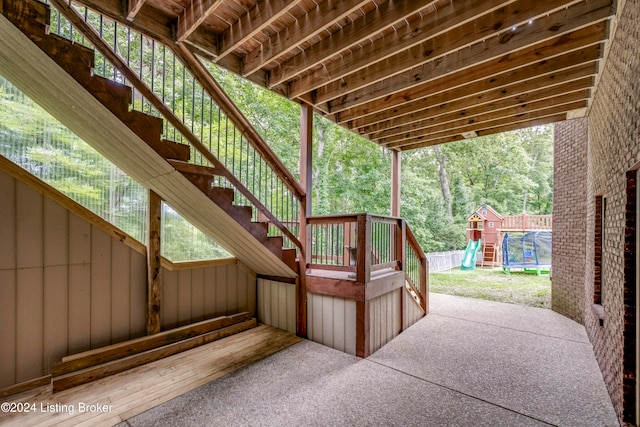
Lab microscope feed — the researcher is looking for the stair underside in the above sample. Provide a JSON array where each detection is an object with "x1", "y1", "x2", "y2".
[{"x1": 0, "y1": 12, "x2": 296, "y2": 278}]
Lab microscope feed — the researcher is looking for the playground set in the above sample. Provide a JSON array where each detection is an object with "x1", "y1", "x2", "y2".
[{"x1": 461, "y1": 204, "x2": 552, "y2": 274}]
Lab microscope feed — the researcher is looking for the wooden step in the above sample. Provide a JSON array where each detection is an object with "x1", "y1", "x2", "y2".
[
  {"x1": 123, "y1": 109, "x2": 163, "y2": 145},
  {"x1": 208, "y1": 186, "x2": 235, "y2": 207},
  {"x1": 90, "y1": 75, "x2": 133, "y2": 118},
  {"x1": 281, "y1": 248, "x2": 299, "y2": 273},
  {"x1": 265, "y1": 235, "x2": 284, "y2": 255},
  {"x1": 52, "y1": 316, "x2": 257, "y2": 393},
  {"x1": 2, "y1": 0, "x2": 50, "y2": 43},
  {"x1": 231, "y1": 205, "x2": 253, "y2": 225}
]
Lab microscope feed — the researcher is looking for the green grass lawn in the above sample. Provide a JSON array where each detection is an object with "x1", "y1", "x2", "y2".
[{"x1": 429, "y1": 267, "x2": 551, "y2": 309}]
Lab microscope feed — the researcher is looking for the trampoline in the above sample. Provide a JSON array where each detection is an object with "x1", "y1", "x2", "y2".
[{"x1": 502, "y1": 231, "x2": 552, "y2": 275}]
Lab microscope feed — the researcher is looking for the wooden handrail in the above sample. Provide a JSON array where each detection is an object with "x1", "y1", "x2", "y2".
[
  {"x1": 50, "y1": 0, "x2": 302, "y2": 251},
  {"x1": 172, "y1": 44, "x2": 305, "y2": 201}
]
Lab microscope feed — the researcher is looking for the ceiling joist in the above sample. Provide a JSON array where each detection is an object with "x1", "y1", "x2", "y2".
[{"x1": 66, "y1": 0, "x2": 616, "y2": 151}]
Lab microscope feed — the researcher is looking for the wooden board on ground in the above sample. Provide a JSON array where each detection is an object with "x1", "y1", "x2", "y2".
[{"x1": 0, "y1": 325, "x2": 302, "y2": 426}]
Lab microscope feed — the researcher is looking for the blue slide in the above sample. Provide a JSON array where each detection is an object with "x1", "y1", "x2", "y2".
[{"x1": 460, "y1": 239, "x2": 481, "y2": 270}]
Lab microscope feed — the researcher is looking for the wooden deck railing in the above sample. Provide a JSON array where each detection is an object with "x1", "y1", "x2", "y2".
[
  {"x1": 306, "y1": 213, "x2": 427, "y2": 312},
  {"x1": 501, "y1": 214, "x2": 552, "y2": 231}
]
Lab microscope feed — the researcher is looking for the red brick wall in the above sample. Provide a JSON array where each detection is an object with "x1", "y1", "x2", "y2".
[{"x1": 553, "y1": 1, "x2": 639, "y2": 423}]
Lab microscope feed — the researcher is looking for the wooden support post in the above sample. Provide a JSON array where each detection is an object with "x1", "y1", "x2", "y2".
[
  {"x1": 355, "y1": 300, "x2": 370, "y2": 358},
  {"x1": 356, "y1": 214, "x2": 372, "y2": 284},
  {"x1": 147, "y1": 190, "x2": 162, "y2": 335},
  {"x1": 297, "y1": 102, "x2": 314, "y2": 337},
  {"x1": 391, "y1": 150, "x2": 401, "y2": 217}
]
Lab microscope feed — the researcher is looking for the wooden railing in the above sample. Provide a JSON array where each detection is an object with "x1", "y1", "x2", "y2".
[
  {"x1": 501, "y1": 214, "x2": 552, "y2": 231},
  {"x1": 307, "y1": 213, "x2": 427, "y2": 312},
  {"x1": 47, "y1": 0, "x2": 304, "y2": 251}
]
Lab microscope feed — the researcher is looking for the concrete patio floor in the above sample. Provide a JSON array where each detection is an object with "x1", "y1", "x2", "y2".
[{"x1": 121, "y1": 293, "x2": 618, "y2": 427}]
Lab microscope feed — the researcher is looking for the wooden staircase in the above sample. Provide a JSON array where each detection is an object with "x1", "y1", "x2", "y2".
[{"x1": 0, "y1": 0, "x2": 297, "y2": 273}]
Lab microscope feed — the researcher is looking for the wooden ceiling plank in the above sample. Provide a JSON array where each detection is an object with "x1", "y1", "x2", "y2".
[
  {"x1": 399, "y1": 115, "x2": 566, "y2": 151},
  {"x1": 217, "y1": 0, "x2": 300, "y2": 60},
  {"x1": 320, "y1": 0, "x2": 613, "y2": 111},
  {"x1": 241, "y1": 0, "x2": 371, "y2": 76},
  {"x1": 176, "y1": 0, "x2": 225, "y2": 43},
  {"x1": 126, "y1": 0, "x2": 146, "y2": 20},
  {"x1": 360, "y1": 60, "x2": 598, "y2": 136},
  {"x1": 382, "y1": 101, "x2": 586, "y2": 148},
  {"x1": 336, "y1": 24, "x2": 606, "y2": 125},
  {"x1": 368, "y1": 79, "x2": 593, "y2": 140},
  {"x1": 287, "y1": 0, "x2": 515, "y2": 98},
  {"x1": 72, "y1": 0, "x2": 174, "y2": 44},
  {"x1": 68, "y1": 0, "x2": 273, "y2": 92},
  {"x1": 379, "y1": 94, "x2": 590, "y2": 145},
  {"x1": 268, "y1": 0, "x2": 449, "y2": 87}
]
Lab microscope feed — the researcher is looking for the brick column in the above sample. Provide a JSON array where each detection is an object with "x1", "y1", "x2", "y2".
[{"x1": 552, "y1": 118, "x2": 589, "y2": 323}]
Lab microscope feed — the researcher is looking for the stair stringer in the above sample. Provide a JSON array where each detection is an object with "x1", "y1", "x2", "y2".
[{"x1": 0, "y1": 12, "x2": 297, "y2": 278}]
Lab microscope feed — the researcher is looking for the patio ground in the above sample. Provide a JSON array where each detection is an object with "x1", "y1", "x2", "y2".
[{"x1": 122, "y1": 293, "x2": 617, "y2": 426}]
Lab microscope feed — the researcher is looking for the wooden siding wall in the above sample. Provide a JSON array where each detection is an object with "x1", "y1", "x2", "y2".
[
  {"x1": 0, "y1": 167, "x2": 257, "y2": 389},
  {"x1": 307, "y1": 292, "x2": 357, "y2": 356},
  {"x1": 0, "y1": 169, "x2": 147, "y2": 388},
  {"x1": 162, "y1": 263, "x2": 256, "y2": 330},
  {"x1": 257, "y1": 279, "x2": 296, "y2": 334},
  {"x1": 402, "y1": 288, "x2": 425, "y2": 331},
  {"x1": 368, "y1": 289, "x2": 402, "y2": 355}
]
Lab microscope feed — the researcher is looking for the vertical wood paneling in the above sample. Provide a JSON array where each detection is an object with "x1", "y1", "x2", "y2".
[
  {"x1": 247, "y1": 269, "x2": 256, "y2": 317},
  {"x1": 403, "y1": 288, "x2": 424, "y2": 329},
  {"x1": 312, "y1": 294, "x2": 323, "y2": 343},
  {"x1": 16, "y1": 182, "x2": 43, "y2": 269},
  {"x1": 68, "y1": 213, "x2": 91, "y2": 265},
  {"x1": 43, "y1": 197, "x2": 68, "y2": 267},
  {"x1": 306, "y1": 293, "x2": 357, "y2": 356},
  {"x1": 68, "y1": 263, "x2": 91, "y2": 354},
  {"x1": 191, "y1": 268, "x2": 205, "y2": 322},
  {"x1": 203, "y1": 267, "x2": 216, "y2": 318},
  {"x1": 43, "y1": 265, "x2": 68, "y2": 372},
  {"x1": 286, "y1": 283, "x2": 296, "y2": 333},
  {"x1": 369, "y1": 290, "x2": 403, "y2": 355},
  {"x1": 215, "y1": 266, "x2": 227, "y2": 316},
  {"x1": 306, "y1": 292, "x2": 314, "y2": 340},
  {"x1": 177, "y1": 270, "x2": 192, "y2": 326},
  {"x1": 129, "y1": 250, "x2": 146, "y2": 339},
  {"x1": 236, "y1": 267, "x2": 248, "y2": 314},
  {"x1": 322, "y1": 295, "x2": 334, "y2": 347},
  {"x1": 1, "y1": 170, "x2": 262, "y2": 389},
  {"x1": 0, "y1": 170, "x2": 16, "y2": 270},
  {"x1": 16, "y1": 268, "x2": 43, "y2": 382},
  {"x1": 111, "y1": 243, "x2": 131, "y2": 343},
  {"x1": 277, "y1": 281, "x2": 287, "y2": 331},
  {"x1": 0, "y1": 270, "x2": 17, "y2": 387},
  {"x1": 91, "y1": 227, "x2": 112, "y2": 348},
  {"x1": 333, "y1": 297, "x2": 345, "y2": 352},
  {"x1": 163, "y1": 270, "x2": 178, "y2": 329},
  {"x1": 262, "y1": 280, "x2": 272, "y2": 326},
  {"x1": 227, "y1": 264, "x2": 238, "y2": 314},
  {"x1": 344, "y1": 299, "x2": 356, "y2": 356},
  {"x1": 270, "y1": 281, "x2": 279, "y2": 328}
]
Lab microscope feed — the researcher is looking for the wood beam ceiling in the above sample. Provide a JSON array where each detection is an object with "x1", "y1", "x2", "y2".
[
  {"x1": 319, "y1": 0, "x2": 612, "y2": 111},
  {"x1": 65, "y1": 0, "x2": 615, "y2": 151},
  {"x1": 176, "y1": 0, "x2": 224, "y2": 43},
  {"x1": 241, "y1": 0, "x2": 372, "y2": 77}
]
